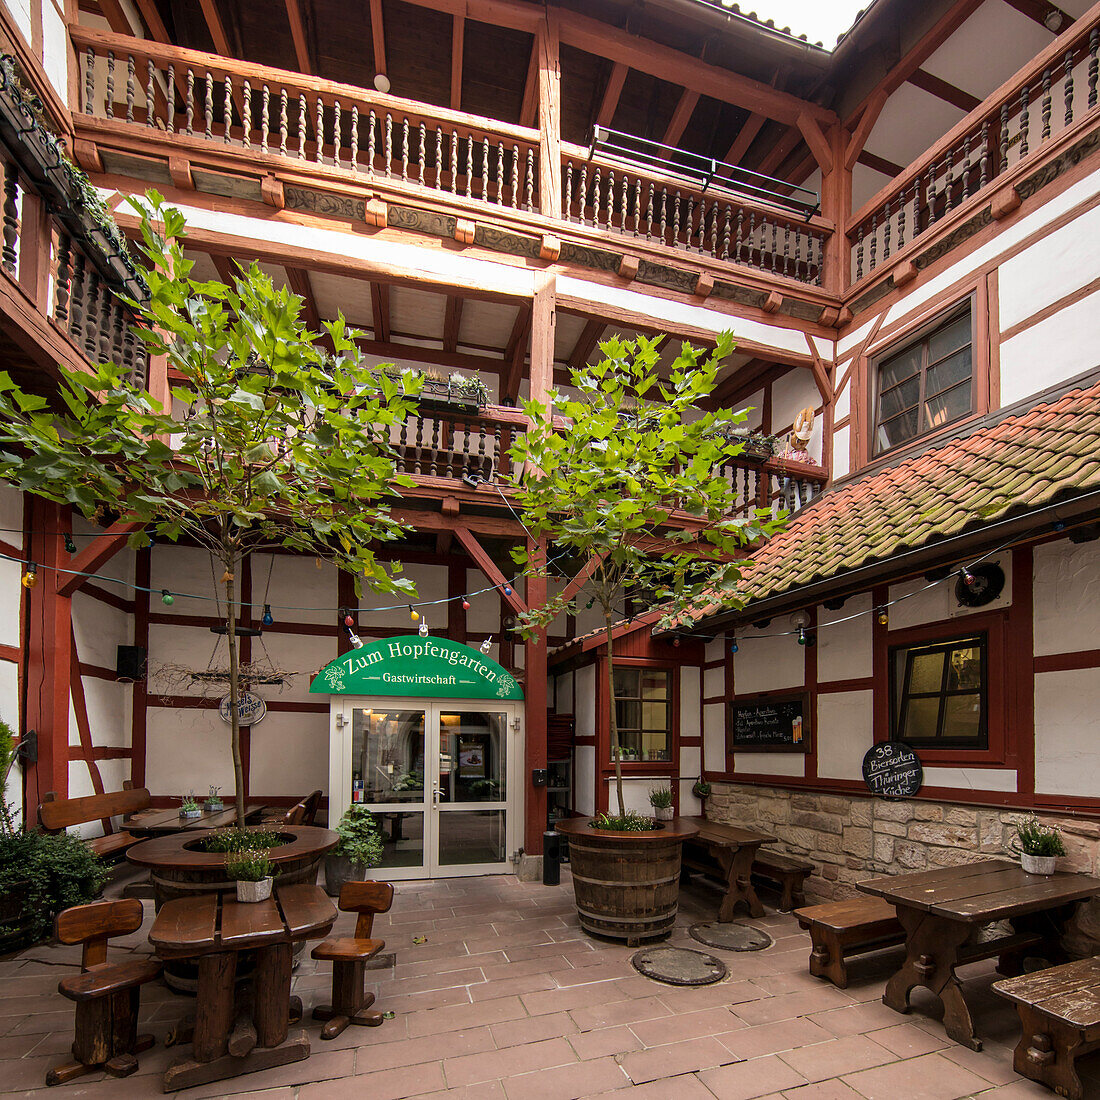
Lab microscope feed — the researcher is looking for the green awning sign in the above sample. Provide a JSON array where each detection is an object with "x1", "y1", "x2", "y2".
[{"x1": 309, "y1": 635, "x2": 524, "y2": 700}]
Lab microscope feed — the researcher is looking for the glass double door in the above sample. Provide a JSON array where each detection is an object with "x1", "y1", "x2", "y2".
[{"x1": 336, "y1": 699, "x2": 518, "y2": 878}]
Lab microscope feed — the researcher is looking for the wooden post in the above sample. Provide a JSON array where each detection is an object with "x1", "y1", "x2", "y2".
[
  {"x1": 193, "y1": 953, "x2": 236, "y2": 1061},
  {"x1": 821, "y1": 123, "x2": 853, "y2": 295},
  {"x1": 23, "y1": 498, "x2": 71, "y2": 806},
  {"x1": 537, "y1": 10, "x2": 561, "y2": 220},
  {"x1": 253, "y1": 942, "x2": 292, "y2": 1048}
]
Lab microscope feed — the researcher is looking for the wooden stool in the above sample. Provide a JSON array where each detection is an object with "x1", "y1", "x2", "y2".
[
  {"x1": 47, "y1": 899, "x2": 162, "y2": 1087},
  {"x1": 311, "y1": 881, "x2": 394, "y2": 1040}
]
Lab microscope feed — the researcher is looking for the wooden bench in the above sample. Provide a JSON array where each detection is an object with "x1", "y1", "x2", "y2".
[
  {"x1": 39, "y1": 787, "x2": 152, "y2": 860},
  {"x1": 752, "y1": 850, "x2": 814, "y2": 912},
  {"x1": 994, "y1": 957, "x2": 1100, "y2": 1100},
  {"x1": 795, "y1": 897, "x2": 906, "y2": 988}
]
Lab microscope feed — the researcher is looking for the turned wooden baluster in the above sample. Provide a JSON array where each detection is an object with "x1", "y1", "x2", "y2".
[
  {"x1": 84, "y1": 47, "x2": 94, "y2": 114},
  {"x1": 166, "y1": 64, "x2": 174, "y2": 132},
  {"x1": 144, "y1": 60, "x2": 153, "y2": 127},
  {"x1": 185, "y1": 68, "x2": 194, "y2": 134},
  {"x1": 54, "y1": 233, "x2": 71, "y2": 323},
  {"x1": 223, "y1": 74, "x2": 232, "y2": 141},
  {"x1": 1089, "y1": 28, "x2": 1099, "y2": 109},
  {"x1": 105, "y1": 51, "x2": 115, "y2": 118},
  {"x1": 315, "y1": 96, "x2": 324, "y2": 163},
  {"x1": 1065, "y1": 49, "x2": 1075, "y2": 128},
  {"x1": 1, "y1": 163, "x2": 18, "y2": 275},
  {"x1": 299, "y1": 93, "x2": 308, "y2": 158},
  {"x1": 69, "y1": 251, "x2": 85, "y2": 340}
]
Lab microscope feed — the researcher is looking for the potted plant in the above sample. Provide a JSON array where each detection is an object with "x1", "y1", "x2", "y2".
[
  {"x1": 0, "y1": 192, "x2": 425, "y2": 827},
  {"x1": 204, "y1": 786, "x2": 224, "y2": 812},
  {"x1": 227, "y1": 848, "x2": 275, "y2": 902},
  {"x1": 649, "y1": 787, "x2": 675, "y2": 822},
  {"x1": 511, "y1": 332, "x2": 782, "y2": 943},
  {"x1": 692, "y1": 780, "x2": 711, "y2": 802},
  {"x1": 324, "y1": 805, "x2": 384, "y2": 896},
  {"x1": 1013, "y1": 817, "x2": 1066, "y2": 875},
  {"x1": 179, "y1": 793, "x2": 202, "y2": 820}
]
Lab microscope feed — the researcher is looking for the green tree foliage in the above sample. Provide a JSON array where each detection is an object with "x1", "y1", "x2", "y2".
[
  {"x1": 509, "y1": 334, "x2": 784, "y2": 816},
  {"x1": 0, "y1": 192, "x2": 423, "y2": 824}
]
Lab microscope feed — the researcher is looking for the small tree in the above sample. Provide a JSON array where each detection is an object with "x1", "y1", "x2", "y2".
[
  {"x1": 0, "y1": 193, "x2": 421, "y2": 825},
  {"x1": 509, "y1": 333, "x2": 784, "y2": 818}
]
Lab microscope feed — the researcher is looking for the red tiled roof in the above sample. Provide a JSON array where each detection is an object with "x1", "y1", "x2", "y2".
[{"x1": 721, "y1": 378, "x2": 1100, "y2": 608}]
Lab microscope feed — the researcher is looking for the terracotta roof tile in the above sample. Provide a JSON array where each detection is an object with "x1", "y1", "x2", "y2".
[{"x1": 716, "y1": 380, "x2": 1100, "y2": 610}]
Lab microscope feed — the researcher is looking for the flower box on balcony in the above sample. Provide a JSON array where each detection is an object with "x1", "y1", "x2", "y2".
[{"x1": 387, "y1": 369, "x2": 489, "y2": 415}]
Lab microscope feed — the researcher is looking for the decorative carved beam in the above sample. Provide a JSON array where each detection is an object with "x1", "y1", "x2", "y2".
[
  {"x1": 371, "y1": 282, "x2": 390, "y2": 342},
  {"x1": 443, "y1": 295, "x2": 463, "y2": 353},
  {"x1": 58, "y1": 521, "x2": 144, "y2": 598},
  {"x1": 454, "y1": 526, "x2": 528, "y2": 616},
  {"x1": 450, "y1": 13, "x2": 465, "y2": 110},
  {"x1": 284, "y1": 0, "x2": 314, "y2": 74}
]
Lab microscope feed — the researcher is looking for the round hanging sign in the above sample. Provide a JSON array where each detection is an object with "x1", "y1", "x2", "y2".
[
  {"x1": 863, "y1": 741, "x2": 922, "y2": 799},
  {"x1": 219, "y1": 691, "x2": 267, "y2": 726}
]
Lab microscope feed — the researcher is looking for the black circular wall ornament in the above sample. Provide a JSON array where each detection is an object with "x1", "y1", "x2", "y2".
[
  {"x1": 862, "y1": 741, "x2": 923, "y2": 799},
  {"x1": 955, "y1": 563, "x2": 1005, "y2": 607}
]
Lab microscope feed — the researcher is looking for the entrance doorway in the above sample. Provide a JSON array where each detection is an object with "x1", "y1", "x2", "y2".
[{"x1": 330, "y1": 699, "x2": 521, "y2": 878}]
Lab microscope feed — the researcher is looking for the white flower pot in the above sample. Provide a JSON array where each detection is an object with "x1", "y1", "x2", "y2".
[
  {"x1": 1021, "y1": 853, "x2": 1057, "y2": 875},
  {"x1": 653, "y1": 806, "x2": 674, "y2": 822},
  {"x1": 236, "y1": 877, "x2": 273, "y2": 903}
]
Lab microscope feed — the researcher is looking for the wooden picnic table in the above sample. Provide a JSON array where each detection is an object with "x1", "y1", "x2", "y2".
[
  {"x1": 149, "y1": 884, "x2": 337, "y2": 1092},
  {"x1": 125, "y1": 803, "x2": 268, "y2": 836},
  {"x1": 858, "y1": 858, "x2": 1100, "y2": 1051},
  {"x1": 681, "y1": 817, "x2": 776, "y2": 921}
]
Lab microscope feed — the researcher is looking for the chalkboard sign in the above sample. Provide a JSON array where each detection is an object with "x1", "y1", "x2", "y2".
[
  {"x1": 727, "y1": 693, "x2": 810, "y2": 754},
  {"x1": 862, "y1": 741, "x2": 923, "y2": 799}
]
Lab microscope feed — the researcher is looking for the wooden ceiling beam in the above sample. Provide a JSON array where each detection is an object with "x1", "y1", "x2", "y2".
[
  {"x1": 443, "y1": 295, "x2": 463, "y2": 353},
  {"x1": 131, "y1": 0, "x2": 170, "y2": 43},
  {"x1": 568, "y1": 318, "x2": 604, "y2": 372},
  {"x1": 211, "y1": 254, "x2": 239, "y2": 286},
  {"x1": 1001, "y1": 0, "x2": 1072, "y2": 33},
  {"x1": 370, "y1": 0, "x2": 388, "y2": 78},
  {"x1": 725, "y1": 112, "x2": 767, "y2": 165},
  {"x1": 907, "y1": 67, "x2": 981, "y2": 112},
  {"x1": 501, "y1": 303, "x2": 533, "y2": 404},
  {"x1": 357, "y1": 337, "x2": 504, "y2": 375},
  {"x1": 285, "y1": 265, "x2": 321, "y2": 330},
  {"x1": 595, "y1": 61, "x2": 629, "y2": 128},
  {"x1": 283, "y1": 0, "x2": 314, "y2": 74},
  {"x1": 450, "y1": 14, "x2": 465, "y2": 110},
  {"x1": 197, "y1": 0, "x2": 233, "y2": 57},
  {"x1": 454, "y1": 526, "x2": 529, "y2": 615},
  {"x1": 857, "y1": 149, "x2": 905, "y2": 179},
  {"x1": 519, "y1": 41, "x2": 539, "y2": 127},
  {"x1": 560, "y1": 10, "x2": 835, "y2": 127},
  {"x1": 662, "y1": 89, "x2": 699, "y2": 147},
  {"x1": 754, "y1": 125, "x2": 804, "y2": 177},
  {"x1": 371, "y1": 282, "x2": 390, "y2": 342},
  {"x1": 844, "y1": 87, "x2": 886, "y2": 171}
]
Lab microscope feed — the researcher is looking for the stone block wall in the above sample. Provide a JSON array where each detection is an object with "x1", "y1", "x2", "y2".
[{"x1": 706, "y1": 782, "x2": 1100, "y2": 902}]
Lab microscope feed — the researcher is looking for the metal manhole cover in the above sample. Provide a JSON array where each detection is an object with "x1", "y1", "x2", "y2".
[
  {"x1": 631, "y1": 946, "x2": 728, "y2": 986},
  {"x1": 689, "y1": 922, "x2": 774, "y2": 952}
]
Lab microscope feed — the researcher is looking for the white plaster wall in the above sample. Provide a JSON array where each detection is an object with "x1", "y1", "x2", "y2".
[
  {"x1": 817, "y1": 594, "x2": 873, "y2": 682},
  {"x1": 702, "y1": 665, "x2": 724, "y2": 699},
  {"x1": 575, "y1": 664, "x2": 595, "y2": 738},
  {"x1": 1035, "y1": 668, "x2": 1100, "y2": 797},
  {"x1": 999, "y1": 290, "x2": 1100, "y2": 408},
  {"x1": 251, "y1": 554, "x2": 337, "y2": 625},
  {"x1": 888, "y1": 553, "x2": 1012, "y2": 629},
  {"x1": 733, "y1": 752, "x2": 805, "y2": 777},
  {"x1": 2, "y1": 0, "x2": 32, "y2": 48},
  {"x1": 733, "y1": 627, "x2": 804, "y2": 694},
  {"x1": 465, "y1": 569, "x2": 502, "y2": 634},
  {"x1": 772, "y1": 371, "x2": 824, "y2": 463},
  {"x1": 922, "y1": 767, "x2": 1017, "y2": 792},
  {"x1": 832, "y1": 425, "x2": 850, "y2": 480},
  {"x1": 361, "y1": 563, "x2": 445, "y2": 630},
  {"x1": 248, "y1": 710, "x2": 329, "y2": 797},
  {"x1": 145, "y1": 707, "x2": 236, "y2": 796},
  {"x1": 150, "y1": 546, "x2": 237, "y2": 610},
  {"x1": 834, "y1": 382, "x2": 850, "y2": 423},
  {"x1": 998, "y1": 204, "x2": 1100, "y2": 332},
  {"x1": 41, "y1": 0, "x2": 68, "y2": 103},
  {"x1": 816, "y1": 690, "x2": 873, "y2": 781},
  {"x1": 554, "y1": 670, "x2": 574, "y2": 715},
  {"x1": 606, "y1": 777, "x2": 670, "y2": 815},
  {"x1": 574, "y1": 744, "x2": 595, "y2": 814},
  {"x1": 1033, "y1": 539, "x2": 1100, "y2": 656},
  {"x1": 679, "y1": 666, "x2": 700, "y2": 737},
  {"x1": 703, "y1": 701, "x2": 724, "y2": 772},
  {"x1": 704, "y1": 636, "x2": 725, "y2": 663},
  {"x1": 257, "y1": 631, "x2": 338, "y2": 703}
]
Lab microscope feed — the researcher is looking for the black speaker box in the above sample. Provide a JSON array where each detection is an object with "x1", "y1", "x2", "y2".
[{"x1": 116, "y1": 645, "x2": 147, "y2": 683}]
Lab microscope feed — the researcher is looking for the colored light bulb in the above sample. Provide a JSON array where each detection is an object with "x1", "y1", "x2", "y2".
[
  {"x1": 730, "y1": 640, "x2": 738, "y2": 653},
  {"x1": 161, "y1": 589, "x2": 174, "y2": 606},
  {"x1": 344, "y1": 614, "x2": 354, "y2": 627},
  {"x1": 64, "y1": 535, "x2": 77, "y2": 554},
  {"x1": 462, "y1": 599, "x2": 470, "y2": 611},
  {"x1": 262, "y1": 604, "x2": 274, "y2": 626},
  {"x1": 410, "y1": 606, "x2": 420, "y2": 622},
  {"x1": 503, "y1": 585, "x2": 512, "y2": 596},
  {"x1": 21, "y1": 564, "x2": 38, "y2": 589}
]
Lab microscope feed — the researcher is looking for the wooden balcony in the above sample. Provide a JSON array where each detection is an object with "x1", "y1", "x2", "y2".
[
  {"x1": 68, "y1": 26, "x2": 839, "y2": 309},
  {"x1": 847, "y1": 11, "x2": 1100, "y2": 305}
]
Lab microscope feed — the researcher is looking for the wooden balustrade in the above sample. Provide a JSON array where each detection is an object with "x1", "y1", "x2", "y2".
[
  {"x1": 562, "y1": 146, "x2": 828, "y2": 286},
  {"x1": 391, "y1": 404, "x2": 518, "y2": 483},
  {"x1": 71, "y1": 26, "x2": 541, "y2": 214},
  {"x1": 849, "y1": 14, "x2": 1100, "y2": 285}
]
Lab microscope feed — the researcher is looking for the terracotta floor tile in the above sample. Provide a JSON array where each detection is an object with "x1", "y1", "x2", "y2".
[
  {"x1": 354, "y1": 1028, "x2": 496, "y2": 1073},
  {"x1": 780, "y1": 1081, "x2": 865, "y2": 1099},
  {"x1": 591, "y1": 1072, "x2": 718, "y2": 1099},
  {"x1": 865, "y1": 1022, "x2": 950, "y2": 1059},
  {"x1": 302, "y1": 1060, "x2": 446, "y2": 1099},
  {"x1": 499, "y1": 1055, "x2": 629, "y2": 1099},
  {"x1": 841, "y1": 1051, "x2": 993, "y2": 1099},
  {"x1": 941, "y1": 1042, "x2": 1022, "y2": 1086},
  {"x1": 567, "y1": 1023, "x2": 644, "y2": 1061},
  {"x1": 491, "y1": 1010, "x2": 579, "y2": 1048},
  {"x1": 736, "y1": 988, "x2": 854, "y2": 1027},
  {"x1": 443, "y1": 1035, "x2": 577, "y2": 1087},
  {"x1": 619, "y1": 1035, "x2": 734, "y2": 1084},
  {"x1": 697, "y1": 1052, "x2": 809, "y2": 1099},
  {"x1": 406, "y1": 1081, "x2": 508, "y2": 1100},
  {"x1": 777, "y1": 1035, "x2": 895, "y2": 1082},
  {"x1": 546, "y1": 962, "x2": 633, "y2": 987},
  {"x1": 630, "y1": 1005, "x2": 744, "y2": 1047},
  {"x1": 568, "y1": 995, "x2": 671, "y2": 1031},
  {"x1": 805, "y1": 1000, "x2": 906, "y2": 1038},
  {"x1": 406, "y1": 995, "x2": 529, "y2": 1038},
  {"x1": 718, "y1": 1018, "x2": 836, "y2": 1060}
]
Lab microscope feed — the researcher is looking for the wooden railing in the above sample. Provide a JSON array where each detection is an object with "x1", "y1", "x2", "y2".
[
  {"x1": 72, "y1": 27, "x2": 541, "y2": 213},
  {"x1": 849, "y1": 15, "x2": 1100, "y2": 285},
  {"x1": 562, "y1": 144, "x2": 829, "y2": 286}
]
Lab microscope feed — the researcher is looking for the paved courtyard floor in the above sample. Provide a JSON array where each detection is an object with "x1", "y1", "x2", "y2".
[{"x1": 1, "y1": 868, "x2": 1095, "y2": 1099}]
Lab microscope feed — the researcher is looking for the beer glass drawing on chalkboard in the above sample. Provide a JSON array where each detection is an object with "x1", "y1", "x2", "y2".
[{"x1": 727, "y1": 693, "x2": 811, "y2": 753}]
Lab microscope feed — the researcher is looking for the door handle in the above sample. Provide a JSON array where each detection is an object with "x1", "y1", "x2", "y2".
[{"x1": 433, "y1": 787, "x2": 443, "y2": 806}]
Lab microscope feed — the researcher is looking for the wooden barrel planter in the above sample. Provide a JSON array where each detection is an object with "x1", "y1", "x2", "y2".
[
  {"x1": 556, "y1": 817, "x2": 699, "y2": 946},
  {"x1": 126, "y1": 825, "x2": 338, "y2": 990}
]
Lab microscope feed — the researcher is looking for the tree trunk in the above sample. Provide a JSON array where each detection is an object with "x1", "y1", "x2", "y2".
[
  {"x1": 604, "y1": 619, "x2": 625, "y2": 817},
  {"x1": 224, "y1": 554, "x2": 246, "y2": 826}
]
